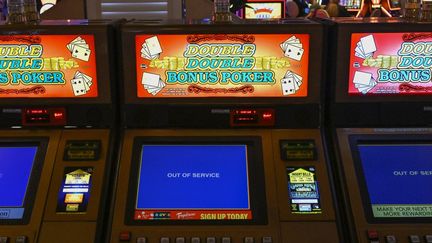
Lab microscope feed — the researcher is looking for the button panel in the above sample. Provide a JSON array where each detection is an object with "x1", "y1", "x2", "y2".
[
  {"x1": 128, "y1": 235, "x2": 277, "y2": 243},
  {"x1": 0, "y1": 237, "x2": 8, "y2": 243},
  {"x1": 426, "y1": 235, "x2": 432, "y2": 243}
]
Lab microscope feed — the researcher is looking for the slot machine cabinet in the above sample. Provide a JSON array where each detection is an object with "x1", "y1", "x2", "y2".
[
  {"x1": 108, "y1": 19, "x2": 342, "y2": 243},
  {"x1": 0, "y1": 20, "x2": 117, "y2": 243},
  {"x1": 327, "y1": 18, "x2": 432, "y2": 243}
]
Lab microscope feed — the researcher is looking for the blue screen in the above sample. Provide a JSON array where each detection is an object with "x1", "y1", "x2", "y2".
[
  {"x1": 358, "y1": 144, "x2": 432, "y2": 205},
  {"x1": 136, "y1": 145, "x2": 250, "y2": 210},
  {"x1": 0, "y1": 146, "x2": 38, "y2": 207}
]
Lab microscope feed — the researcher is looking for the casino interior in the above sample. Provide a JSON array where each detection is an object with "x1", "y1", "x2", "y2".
[{"x1": 0, "y1": 1, "x2": 431, "y2": 243}]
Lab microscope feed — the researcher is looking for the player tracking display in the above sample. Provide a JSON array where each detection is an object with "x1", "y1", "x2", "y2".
[{"x1": 136, "y1": 34, "x2": 309, "y2": 98}]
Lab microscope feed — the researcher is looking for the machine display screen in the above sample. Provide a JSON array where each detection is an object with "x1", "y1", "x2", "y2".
[
  {"x1": 134, "y1": 144, "x2": 252, "y2": 220},
  {"x1": 0, "y1": 146, "x2": 38, "y2": 220},
  {"x1": 0, "y1": 35, "x2": 98, "y2": 98},
  {"x1": 135, "y1": 34, "x2": 309, "y2": 98},
  {"x1": 348, "y1": 32, "x2": 432, "y2": 96},
  {"x1": 244, "y1": 2, "x2": 283, "y2": 19},
  {"x1": 126, "y1": 137, "x2": 267, "y2": 225},
  {"x1": 355, "y1": 143, "x2": 432, "y2": 221}
]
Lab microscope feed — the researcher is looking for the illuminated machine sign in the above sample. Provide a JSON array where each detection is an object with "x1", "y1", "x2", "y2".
[
  {"x1": 134, "y1": 145, "x2": 252, "y2": 221},
  {"x1": 56, "y1": 167, "x2": 93, "y2": 213},
  {"x1": 355, "y1": 143, "x2": 432, "y2": 220},
  {"x1": 245, "y1": 2, "x2": 283, "y2": 19},
  {"x1": 0, "y1": 146, "x2": 38, "y2": 220},
  {"x1": 0, "y1": 35, "x2": 98, "y2": 98},
  {"x1": 135, "y1": 34, "x2": 309, "y2": 98},
  {"x1": 349, "y1": 32, "x2": 432, "y2": 95}
]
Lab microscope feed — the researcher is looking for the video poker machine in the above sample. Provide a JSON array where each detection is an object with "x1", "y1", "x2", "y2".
[
  {"x1": 108, "y1": 19, "x2": 342, "y2": 243},
  {"x1": 327, "y1": 18, "x2": 432, "y2": 243},
  {"x1": 0, "y1": 20, "x2": 117, "y2": 243}
]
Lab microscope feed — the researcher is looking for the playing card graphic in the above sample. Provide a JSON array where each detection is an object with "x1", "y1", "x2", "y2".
[
  {"x1": 71, "y1": 71, "x2": 93, "y2": 96},
  {"x1": 354, "y1": 34, "x2": 376, "y2": 60},
  {"x1": 67, "y1": 36, "x2": 91, "y2": 62},
  {"x1": 141, "y1": 36, "x2": 163, "y2": 60},
  {"x1": 281, "y1": 70, "x2": 303, "y2": 95},
  {"x1": 141, "y1": 72, "x2": 166, "y2": 96},
  {"x1": 353, "y1": 71, "x2": 377, "y2": 94},
  {"x1": 281, "y1": 35, "x2": 304, "y2": 61}
]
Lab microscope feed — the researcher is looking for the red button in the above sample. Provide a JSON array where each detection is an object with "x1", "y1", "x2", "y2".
[
  {"x1": 119, "y1": 231, "x2": 131, "y2": 241},
  {"x1": 367, "y1": 230, "x2": 379, "y2": 240}
]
